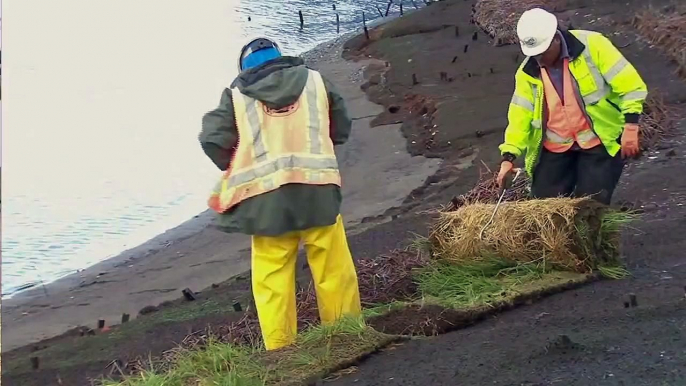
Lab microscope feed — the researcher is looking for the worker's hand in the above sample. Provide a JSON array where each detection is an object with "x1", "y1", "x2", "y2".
[
  {"x1": 621, "y1": 123, "x2": 640, "y2": 159},
  {"x1": 497, "y1": 161, "x2": 515, "y2": 189}
]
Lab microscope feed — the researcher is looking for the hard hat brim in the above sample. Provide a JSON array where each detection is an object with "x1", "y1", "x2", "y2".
[{"x1": 238, "y1": 37, "x2": 281, "y2": 72}]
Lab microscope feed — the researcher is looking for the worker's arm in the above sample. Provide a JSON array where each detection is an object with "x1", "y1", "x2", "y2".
[
  {"x1": 199, "y1": 88, "x2": 238, "y2": 171},
  {"x1": 591, "y1": 33, "x2": 648, "y2": 124},
  {"x1": 322, "y1": 76, "x2": 352, "y2": 145},
  {"x1": 499, "y1": 70, "x2": 535, "y2": 161}
]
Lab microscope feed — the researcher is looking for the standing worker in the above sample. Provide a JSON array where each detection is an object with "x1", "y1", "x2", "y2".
[
  {"x1": 497, "y1": 8, "x2": 648, "y2": 204},
  {"x1": 200, "y1": 38, "x2": 361, "y2": 351}
]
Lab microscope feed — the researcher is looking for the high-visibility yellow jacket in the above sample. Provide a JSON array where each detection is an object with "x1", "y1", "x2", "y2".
[
  {"x1": 208, "y1": 68, "x2": 341, "y2": 213},
  {"x1": 499, "y1": 29, "x2": 648, "y2": 177}
]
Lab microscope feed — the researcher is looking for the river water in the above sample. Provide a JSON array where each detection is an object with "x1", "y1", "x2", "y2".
[{"x1": 1, "y1": 0, "x2": 408, "y2": 297}]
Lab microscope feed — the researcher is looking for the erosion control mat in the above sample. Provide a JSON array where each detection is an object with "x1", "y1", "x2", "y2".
[
  {"x1": 430, "y1": 197, "x2": 625, "y2": 272},
  {"x1": 259, "y1": 327, "x2": 402, "y2": 386},
  {"x1": 103, "y1": 319, "x2": 401, "y2": 386},
  {"x1": 367, "y1": 270, "x2": 594, "y2": 336}
]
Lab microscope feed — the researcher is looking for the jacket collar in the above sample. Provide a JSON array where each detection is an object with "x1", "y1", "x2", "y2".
[{"x1": 522, "y1": 29, "x2": 586, "y2": 78}]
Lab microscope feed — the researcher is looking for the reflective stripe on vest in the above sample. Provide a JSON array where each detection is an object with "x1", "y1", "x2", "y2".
[
  {"x1": 573, "y1": 31, "x2": 611, "y2": 106},
  {"x1": 541, "y1": 58, "x2": 601, "y2": 153},
  {"x1": 208, "y1": 69, "x2": 341, "y2": 213}
]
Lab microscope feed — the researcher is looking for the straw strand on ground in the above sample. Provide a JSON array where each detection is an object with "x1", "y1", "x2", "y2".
[
  {"x1": 473, "y1": 0, "x2": 558, "y2": 44},
  {"x1": 633, "y1": 5, "x2": 686, "y2": 79},
  {"x1": 640, "y1": 92, "x2": 678, "y2": 150},
  {"x1": 448, "y1": 168, "x2": 530, "y2": 211}
]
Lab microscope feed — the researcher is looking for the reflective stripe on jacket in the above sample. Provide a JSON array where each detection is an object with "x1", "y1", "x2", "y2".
[
  {"x1": 499, "y1": 29, "x2": 648, "y2": 177},
  {"x1": 208, "y1": 69, "x2": 341, "y2": 213},
  {"x1": 541, "y1": 58, "x2": 601, "y2": 152}
]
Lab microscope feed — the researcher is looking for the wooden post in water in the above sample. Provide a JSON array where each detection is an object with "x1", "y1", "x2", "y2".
[
  {"x1": 400, "y1": 2, "x2": 404, "y2": 15},
  {"x1": 385, "y1": 0, "x2": 393, "y2": 17},
  {"x1": 376, "y1": 5, "x2": 384, "y2": 17},
  {"x1": 299, "y1": 10, "x2": 304, "y2": 29},
  {"x1": 363, "y1": 12, "x2": 370, "y2": 40},
  {"x1": 411, "y1": 0, "x2": 419, "y2": 9},
  {"x1": 336, "y1": 13, "x2": 340, "y2": 33}
]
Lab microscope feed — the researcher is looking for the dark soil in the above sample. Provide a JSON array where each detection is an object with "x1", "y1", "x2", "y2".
[
  {"x1": 343, "y1": 0, "x2": 686, "y2": 217},
  {"x1": 1, "y1": 279, "x2": 252, "y2": 386},
  {"x1": 324, "y1": 0, "x2": 686, "y2": 384},
  {"x1": 327, "y1": 213, "x2": 686, "y2": 385}
]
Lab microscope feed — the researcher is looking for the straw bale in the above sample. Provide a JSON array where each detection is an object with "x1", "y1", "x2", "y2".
[{"x1": 430, "y1": 197, "x2": 619, "y2": 273}]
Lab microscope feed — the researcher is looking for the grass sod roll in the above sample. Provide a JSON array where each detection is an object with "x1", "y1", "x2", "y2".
[{"x1": 429, "y1": 197, "x2": 633, "y2": 273}]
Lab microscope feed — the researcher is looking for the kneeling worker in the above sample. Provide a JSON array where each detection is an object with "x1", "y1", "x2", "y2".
[
  {"x1": 200, "y1": 38, "x2": 361, "y2": 350},
  {"x1": 497, "y1": 8, "x2": 648, "y2": 205}
]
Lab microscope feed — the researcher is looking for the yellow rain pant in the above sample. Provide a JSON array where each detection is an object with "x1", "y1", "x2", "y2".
[{"x1": 251, "y1": 214, "x2": 362, "y2": 351}]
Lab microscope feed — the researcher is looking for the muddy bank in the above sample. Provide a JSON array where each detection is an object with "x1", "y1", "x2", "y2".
[
  {"x1": 320, "y1": 0, "x2": 686, "y2": 384},
  {"x1": 0, "y1": 28, "x2": 445, "y2": 384},
  {"x1": 0, "y1": 31, "x2": 440, "y2": 352}
]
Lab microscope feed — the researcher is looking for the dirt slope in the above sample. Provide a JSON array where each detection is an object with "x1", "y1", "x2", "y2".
[{"x1": 324, "y1": 0, "x2": 686, "y2": 384}]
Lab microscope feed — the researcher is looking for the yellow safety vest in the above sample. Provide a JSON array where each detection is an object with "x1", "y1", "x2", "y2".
[{"x1": 208, "y1": 69, "x2": 341, "y2": 213}]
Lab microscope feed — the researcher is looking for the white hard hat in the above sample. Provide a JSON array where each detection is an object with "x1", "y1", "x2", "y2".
[{"x1": 516, "y1": 8, "x2": 559, "y2": 57}]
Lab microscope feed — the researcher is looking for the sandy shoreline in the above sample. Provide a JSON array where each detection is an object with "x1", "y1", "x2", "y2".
[{"x1": 1, "y1": 29, "x2": 440, "y2": 352}]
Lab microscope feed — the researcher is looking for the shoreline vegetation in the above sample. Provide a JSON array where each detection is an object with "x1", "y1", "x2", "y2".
[{"x1": 10, "y1": 195, "x2": 630, "y2": 386}]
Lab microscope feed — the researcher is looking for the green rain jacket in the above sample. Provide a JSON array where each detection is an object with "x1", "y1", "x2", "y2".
[
  {"x1": 499, "y1": 29, "x2": 648, "y2": 177},
  {"x1": 199, "y1": 56, "x2": 352, "y2": 236}
]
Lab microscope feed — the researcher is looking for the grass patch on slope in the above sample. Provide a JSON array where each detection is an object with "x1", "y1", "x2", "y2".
[{"x1": 102, "y1": 316, "x2": 398, "y2": 386}]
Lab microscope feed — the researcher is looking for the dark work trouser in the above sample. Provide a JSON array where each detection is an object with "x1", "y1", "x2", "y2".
[{"x1": 531, "y1": 145, "x2": 625, "y2": 205}]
